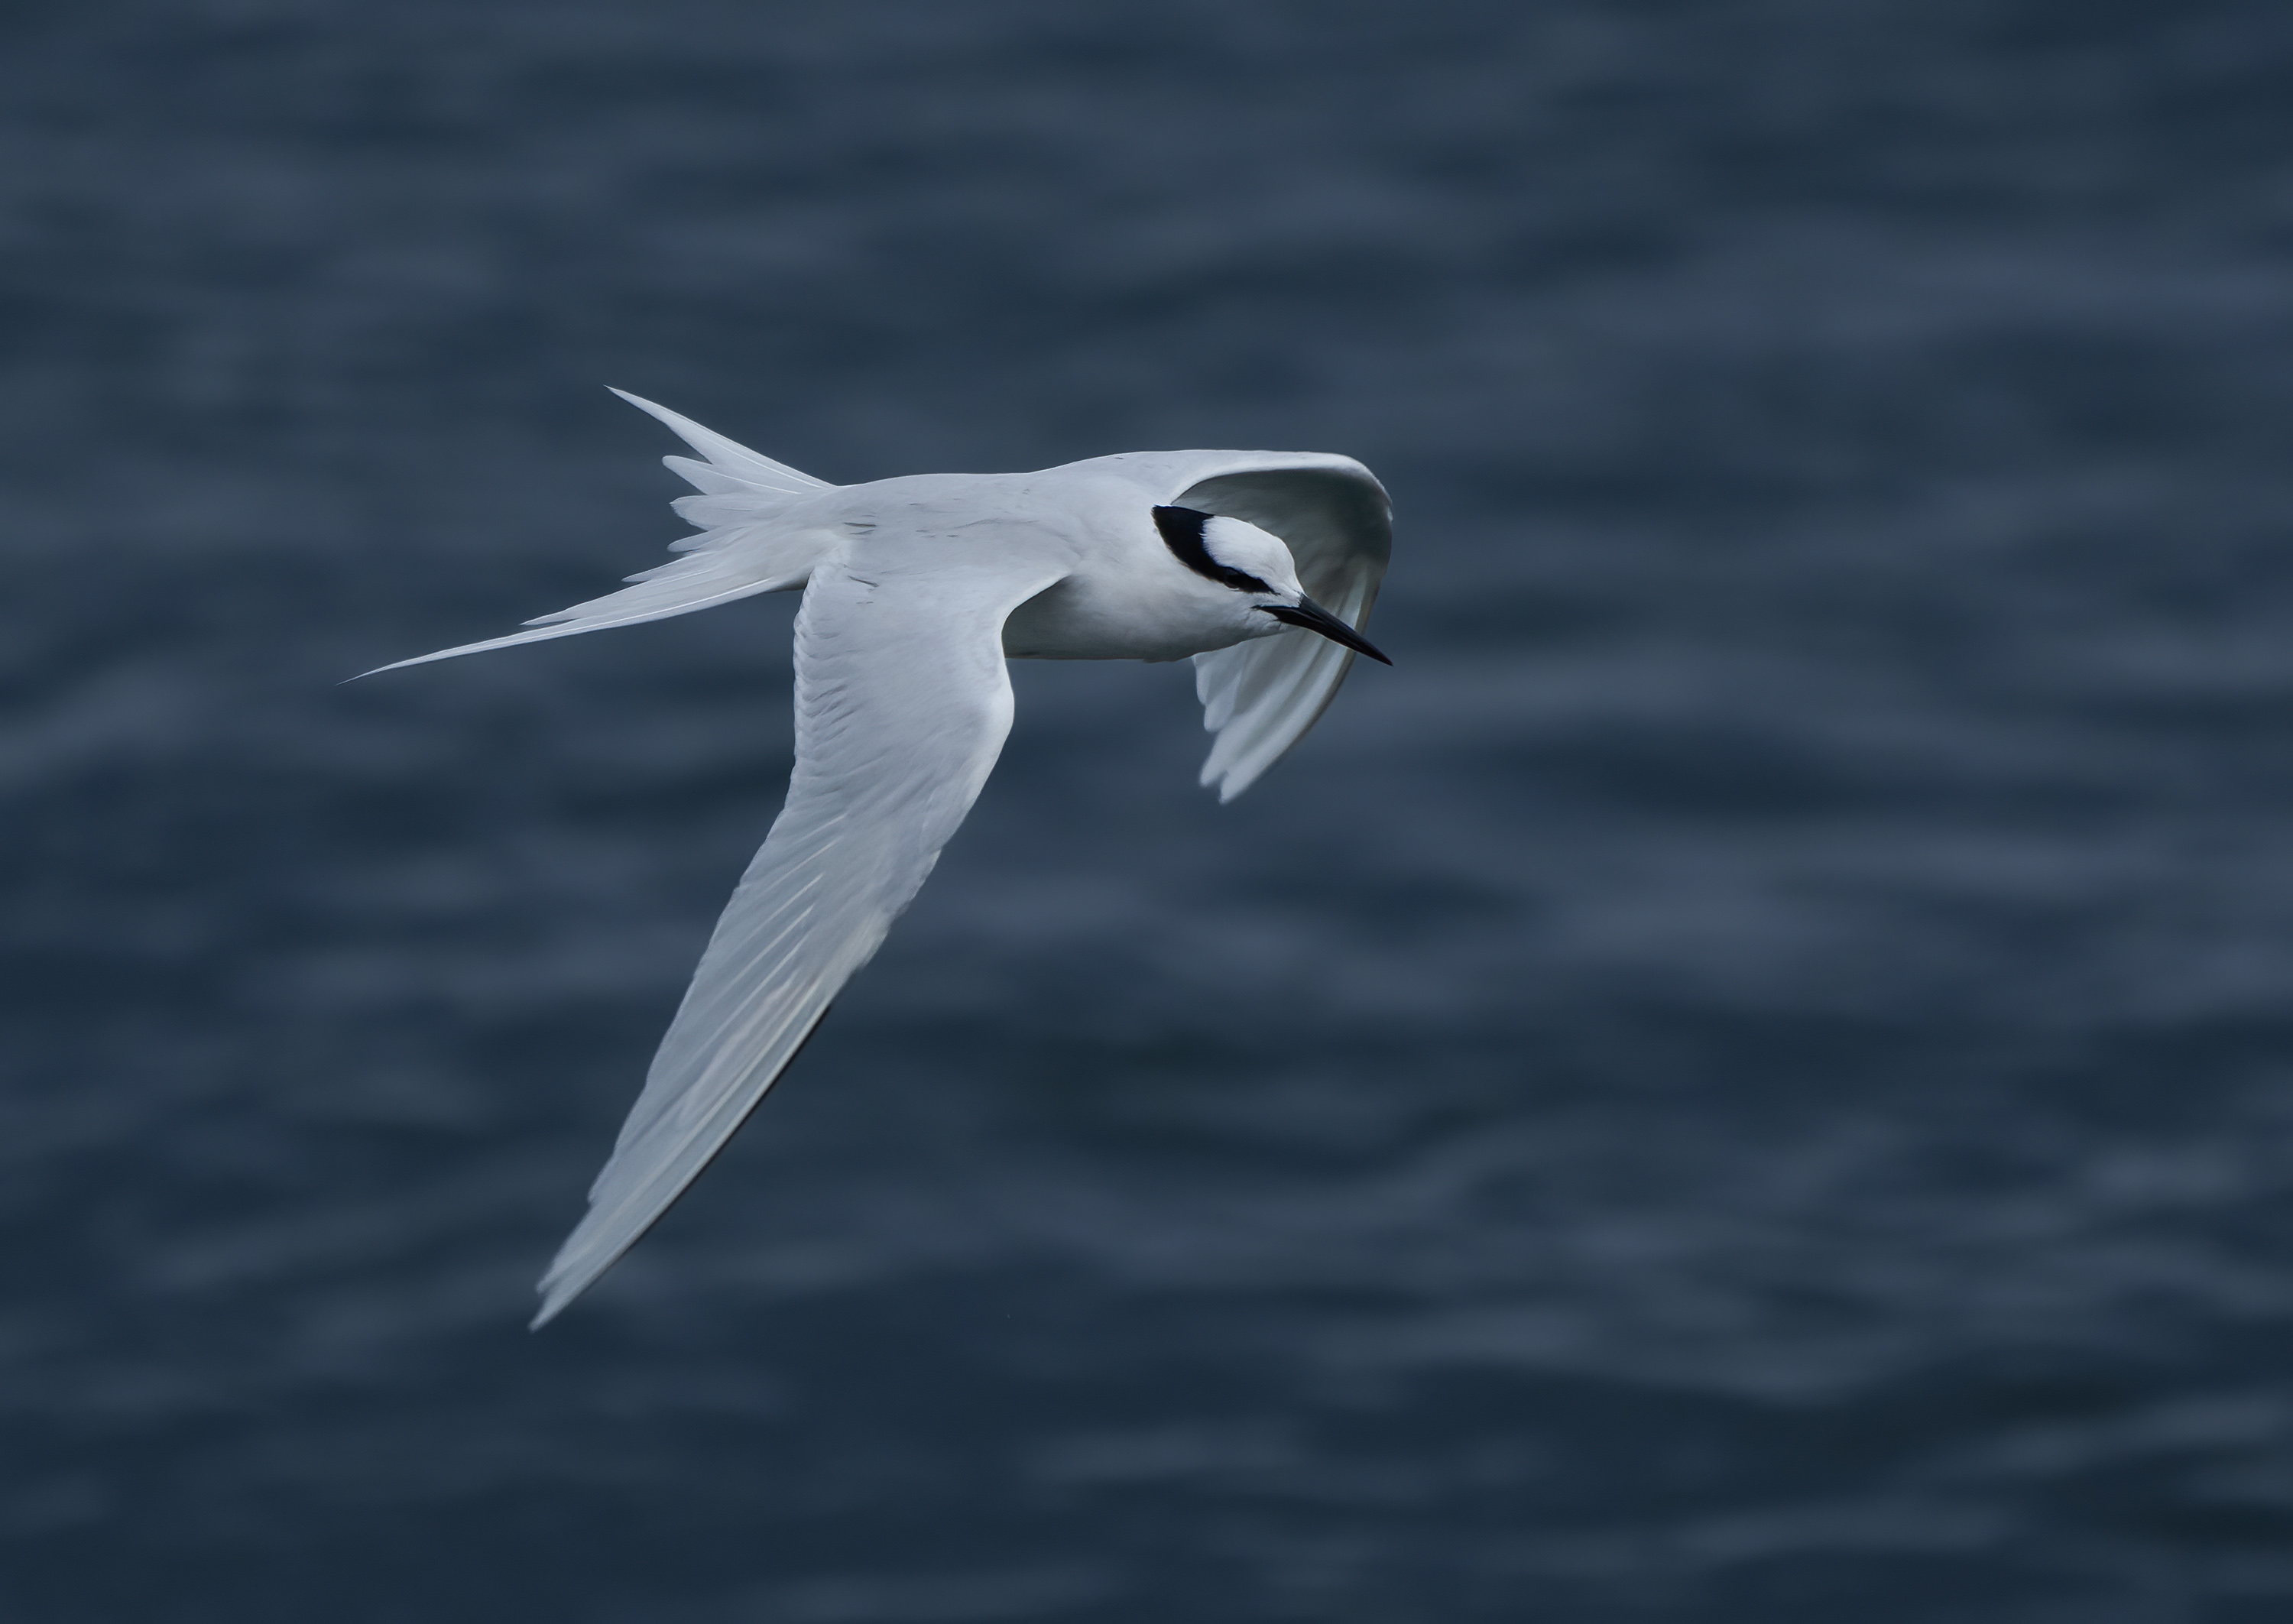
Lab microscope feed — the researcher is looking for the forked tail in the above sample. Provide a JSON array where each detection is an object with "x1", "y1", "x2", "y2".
[{"x1": 358, "y1": 391, "x2": 841, "y2": 677}]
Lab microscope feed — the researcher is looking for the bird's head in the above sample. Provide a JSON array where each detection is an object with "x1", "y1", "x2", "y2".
[{"x1": 1151, "y1": 505, "x2": 1390, "y2": 664}]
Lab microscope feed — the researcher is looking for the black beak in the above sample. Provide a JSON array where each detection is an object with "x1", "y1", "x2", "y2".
[{"x1": 1260, "y1": 598, "x2": 1393, "y2": 666}]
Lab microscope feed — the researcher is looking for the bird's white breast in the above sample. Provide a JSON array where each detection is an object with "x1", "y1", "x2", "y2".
[{"x1": 1000, "y1": 568, "x2": 1266, "y2": 662}]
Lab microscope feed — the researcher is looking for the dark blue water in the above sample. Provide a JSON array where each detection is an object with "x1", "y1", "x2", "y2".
[{"x1": 8, "y1": 2, "x2": 2293, "y2": 1617}]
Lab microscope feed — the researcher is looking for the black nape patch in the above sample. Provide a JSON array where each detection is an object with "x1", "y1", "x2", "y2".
[{"x1": 1153, "y1": 506, "x2": 1273, "y2": 594}]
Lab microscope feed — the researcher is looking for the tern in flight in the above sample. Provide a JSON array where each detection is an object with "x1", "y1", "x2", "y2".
[{"x1": 367, "y1": 391, "x2": 1393, "y2": 1324}]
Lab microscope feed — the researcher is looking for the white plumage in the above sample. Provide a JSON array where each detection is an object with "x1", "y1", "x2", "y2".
[{"x1": 368, "y1": 391, "x2": 1393, "y2": 1324}]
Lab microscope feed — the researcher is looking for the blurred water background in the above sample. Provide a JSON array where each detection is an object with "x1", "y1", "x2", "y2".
[{"x1": 7, "y1": 1, "x2": 2293, "y2": 1618}]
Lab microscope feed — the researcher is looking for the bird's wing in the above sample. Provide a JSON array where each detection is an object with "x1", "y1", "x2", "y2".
[
  {"x1": 1176, "y1": 460, "x2": 1393, "y2": 801},
  {"x1": 360, "y1": 391, "x2": 838, "y2": 677},
  {"x1": 531, "y1": 536, "x2": 1072, "y2": 1325}
]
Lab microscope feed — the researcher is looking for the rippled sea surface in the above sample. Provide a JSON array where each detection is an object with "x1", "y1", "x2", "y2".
[{"x1": 8, "y1": 2, "x2": 2293, "y2": 1618}]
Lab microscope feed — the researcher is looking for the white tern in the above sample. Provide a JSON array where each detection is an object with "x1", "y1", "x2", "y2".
[{"x1": 366, "y1": 391, "x2": 1393, "y2": 1324}]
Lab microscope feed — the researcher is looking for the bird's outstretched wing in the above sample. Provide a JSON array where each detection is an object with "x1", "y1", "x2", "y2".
[
  {"x1": 531, "y1": 537, "x2": 1072, "y2": 1324},
  {"x1": 361, "y1": 391, "x2": 838, "y2": 677},
  {"x1": 1178, "y1": 461, "x2": 1392, "y2": 800}
]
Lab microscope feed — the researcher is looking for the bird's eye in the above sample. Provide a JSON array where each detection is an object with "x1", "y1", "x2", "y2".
[{"x1": 1153, "y1": 506, "x2": 1274, "y2": 594}]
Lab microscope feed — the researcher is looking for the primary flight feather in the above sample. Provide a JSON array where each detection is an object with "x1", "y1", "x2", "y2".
[{"x1": 365, "y1": 391, "x2": 1393, "y2": 1324}]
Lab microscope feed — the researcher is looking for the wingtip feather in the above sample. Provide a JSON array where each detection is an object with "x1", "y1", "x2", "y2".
[{"x1": 528, "y1": 1232, "x2": 623, "y2": 1329}]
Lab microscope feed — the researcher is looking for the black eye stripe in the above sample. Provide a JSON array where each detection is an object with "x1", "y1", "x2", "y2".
[{"x1": 1153, "y1": 505, "x2": 1273, "y2": 594}]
